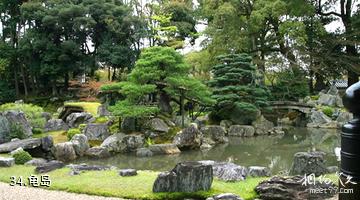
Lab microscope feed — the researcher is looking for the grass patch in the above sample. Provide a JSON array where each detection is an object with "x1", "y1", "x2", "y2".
[
  {"x1": 33, "y1": 131, "x2": 68, "y2": 144},
  {"x1": 0, "y1": 165, "x2": 269, "y2": 200},
  {"x1": 64, "y1": 102, "x2": 101, "y2": 116}
]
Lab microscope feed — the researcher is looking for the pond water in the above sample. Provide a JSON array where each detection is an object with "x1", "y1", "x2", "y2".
[{"x1": 75, "y1": 127, "x2": 340, "y2": 174}]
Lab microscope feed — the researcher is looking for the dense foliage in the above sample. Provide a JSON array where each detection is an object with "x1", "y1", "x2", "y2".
[
  {"x1": 209, "y1": 54, "x2": 269, "y2": 124},
  {"x1": 12, "y1": 150, "x2": 33, "y2": 165},
  {"x1": 102, "y1": 46, "x2": 213, "y2": 118},
  {"x1": 67, "y1": 128, "x2": 81, "y2": 140},
  {"x1": 0, "y1": 103, "x2": 46, "y2": 128}
]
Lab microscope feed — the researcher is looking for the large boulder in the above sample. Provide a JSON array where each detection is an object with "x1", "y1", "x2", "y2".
[
  {"x1": 199, "y1": 161, "x2": 248, "y2": 182},
  {"x1": 0, "y1": 157, "x2": 15, "y2": 167},
  {"x1": 153, "y1": 161, "x2": 213, "y2": 193},
  {"x1": 66, "y1": 112, "x2": 94, "y2": 128},
  {"x1": 44, "y1": 119, "x2": 69, "y2": 132},
  {"x1": 173, "y1": 124, "x2": 202, "y2": 150},
  {"x1": 228, "y1": 125, "x2": 255, "y2": 137},
  {"x1": 25, "y1": 158, "x2": 48, "y2": 167},
  {"x1": 0, "y1": 138, "x2": 42, "y2": 153},
  {"x1": 306, "y1": 110, "x2": 332, "y2": 128},
  {"x1": 35, "y1": 160, "x2": 65, "y2": 173},
  {"x1": 318, "y1": 93, "x2": 336, "y2": 106},
  {"x1": 290, "y1": 151, "x2": 328, "y2": 176},
  {"x1": 83, "y1": 124, "x2": 110, "y2": 141},
  {"x1": 255, "y1": 176, "x2": 336, "y2": 200},
  {"x1": 53, "y1": 142, "x2": 77, "y2": 162},
  {"x1": 248, "y1": 166, "x2": 271, "y2": 177},
  {"x1": 0, "y1": 111, "x2": 32, "y2": 143},
  {"x1": 201, "y1": 125, "x2": 228, "y2": 143},
  {"x1": 147, "y1": 118, "x2": 169, "y2": 133},
  {"x1": 121, "y1": 117, "x2": 136, "y2": 133},
  {"x1": 136, "y1": 148, "x2": 154, "y2": 157},
  {"x1": 101, "y1": 133, "x2": 125, "y2": 153},
  {"x1": 121, "y1": 134, "x2": 145, "y2": 152},
  {"x1": 252, "y1": 116, "x2": 274, "y2": 135},
  {"x1": 148, "y1": 144, "x2": 181, "y2": 155},
  {"x1": 70, "y1": 134, "x2": 89, "y2": 156},
  {"x1": 97, "y1": 105, "x2": 111, "y2": 117},
  {"x1": 336, "y1": 111, "x2": 353, "y2": 126},
  {"x1": 85, "y1": 147, "x2": 111, "y2": 158}
]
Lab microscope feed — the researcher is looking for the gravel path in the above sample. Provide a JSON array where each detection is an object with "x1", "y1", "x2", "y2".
[{"x1": 0, "y1": 182, "x2": 127, "y2": 200}]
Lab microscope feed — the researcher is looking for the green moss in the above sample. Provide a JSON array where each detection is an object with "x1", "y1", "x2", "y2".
[
  {"x1": 153, "y1": 127, "x2": 181, "y2": 144},
  {"x1": 311, "y1": 95, "x2": 320, "y2": 100},
  {"x1": 109, "y1": 117, "x2": 120, "y2": 134},
  {"x1": 12, "y1": 150, "x2": 32, "y2": 165},
  {"x1": 94, "y1": 116, "x2": 109, "y2": 124},
  {"x1": 67, "y1": 128, "x2": 81, "y2": 140},
  {"x1": 64, "y1": 102, "x2": 101, "y2": 116},
  {"x1": 33, "y1": 131, "x2": 67, "y2": 144},
  {"x1": 322, "y1": 106, "x2": 334, "y2": 117},
  {"x1": 88, "y1": 140, "x2": 102, "y2": 147}
]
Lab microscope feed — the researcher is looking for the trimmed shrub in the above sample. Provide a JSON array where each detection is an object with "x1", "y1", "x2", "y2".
[
  {"x1": 13, "y1": 150, "x2": 32, "y2": 165},
  {"x1": 67, "y1": 128, "x2": 81, "y2": 140}
]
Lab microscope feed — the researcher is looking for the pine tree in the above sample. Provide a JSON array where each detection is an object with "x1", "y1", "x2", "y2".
[
  {"x1": 102, "y1": 46, "x2": 214, "y2": 118},
  {"x1": 209, "y1": 53, "x2": 269, "y2": 124}
]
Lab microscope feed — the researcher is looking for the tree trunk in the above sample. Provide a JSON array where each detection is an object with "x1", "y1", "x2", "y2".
[
  {"x1": 159, "y1": 91, "x2": 172, "y2": 114},
  {"x1": 112, "y1": 67, "x2": 116, "y2": 81},
  {"x1": 20, "y1": 64, "x2": 28, "y2": 97},
  {"x1": 108, "y1": 66, "x2": 111, "y2": 81},
  {"x1": 13, "y1": 66, "x2": 20, "y2": 97}
]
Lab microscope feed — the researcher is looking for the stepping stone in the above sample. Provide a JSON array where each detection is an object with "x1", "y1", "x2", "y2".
[
  {"x1": 119, "y1": 169, "x2": 137, "y2": 177},
  {"x1": 0, "y1": 157, "x2": 15, "y2": 167}
]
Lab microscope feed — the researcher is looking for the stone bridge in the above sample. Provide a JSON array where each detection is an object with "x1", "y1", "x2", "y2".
[{"x1": 268, "y1": 101, "x2": 314, "y2": 114}]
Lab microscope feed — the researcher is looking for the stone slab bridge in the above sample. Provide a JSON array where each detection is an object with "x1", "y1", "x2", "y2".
[{"x1": 268, "y1": 101, "x2": 315, "y2": 114}]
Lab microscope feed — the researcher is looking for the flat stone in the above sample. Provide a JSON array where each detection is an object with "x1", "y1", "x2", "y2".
[
  {"x1": 290, "y1": 151, "x2": 327, "y2": 176},
  {"x1": 66, "y1": 112, "x2": 95, "y2": 128},
  {"x1": 85, "y1": 147, "x2": 111, "y2": 158},
  {"x1": 206, "y1": 193, "x2": 243, "y2": 200},
  {"x1": 67, "y1": 164, "x2": 111, "y2": 171},
  {"x1": 199, "y1": 161, "x2": 247, "y2": 182},
  {"x1": 248, "y1": 166, "x2": 270, "y2": 177},
  {"x1": 24, "y1": 158, "x2": 48, "y2": 167},
  {"x1": 119, "y1": 169, "x2": 137, "y2": 176},
  {"x1": 148, "y1": 144, "x2": 181, "y2": 155},
  {"x1": 35, "y1": 160, "x2": 65, "y2": 173},
  {"x1": 0, "y1": 157, "x2": 15, "y2": 167},
  {"x1": 0, "y1": 138, "x2": 42, "y2": 153},
  {"x1": 228, "y1": 125, "x2": 255, "y2": 137}
]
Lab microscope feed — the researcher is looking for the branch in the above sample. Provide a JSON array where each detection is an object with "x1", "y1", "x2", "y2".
[{"x1": 317, "y1": 0, "x2": 342, "y2": 17}]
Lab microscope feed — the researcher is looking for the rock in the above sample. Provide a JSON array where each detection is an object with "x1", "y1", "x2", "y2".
[
  {"x1": 201, "y1": 125, "x2": 228, "y2": 143},
  {"x1": 41, "y1": 136, "x2": 54, "y2": 152},
  {"x1": 97, "y1": 105, "x2": 111, "y2": 116},
  {"x1": 336, "y1": 95, "x2": 344, "y2": 107},
  {"x1": 220, "y1": 120, "x2": 233, "y2": 131},
  {"x1": 255, "y1": 176, "x2": 336, "y2": 200},
  {"x1": 174, "y1": 116, "x2": 191, "y2": 127},
  {"x1": 327, "y1": 85, "x2": 338, "y2": 95},
  {"x1": 153, "y1": 161, "x2": 213, "y2": 193},
  {"x1": 290, "y1": 151, "x2": 328, "y2": 176},
  {"x1": 318, "y1": 93, "x2": 336, "y2": 106},
  {"x1": 200, "y1": 137, "x2": 216, "y2": 150},
  {"x1": 173, "y1": 124, "x2": 202, "y2": 150},
  {"x1": 336, "y1": 112, "x2": 353, "y2": 126},
  {"x1": 41, "y1": 112, "x2": 52, "y2": 122},
  {"x1": 119, "y1": 169, "x2": 137, "y2": 176},
  {"x1": 44, "y1": 119, "x2": 69, "y2": 132},
  {"x1": 66, "y1": 112, "x2": 95, "y2": 128},
  {"x1": 100, "y1": 133, "x2": 125, "y2": 153},
  {"x1": 252, "y1": 116, "x2": 274, "y2": 135},
  {"x1": 0, "y1": 111, "x2": 32, "y2": 143},
  {"x1": 206, "y1": 193, "x2": 243, "y2": 200},
  {"x1": 69, "y1": 170, "x2": 81, "y2": 176},
  {"x1": 0, "y1": 157, "x2": 15, "y2": 167},
  {"x1": 121, "y1": 117, "x2": 136, "y2": 133},
  {"x1": 83, "y1": 123, "x2": 110, "y2": 141},
  {"x1": 70, "y1": 134, "x2": 89, "y2": 156},
  {"x1": 35, "y1": 160, "x2": 65, "y2": 173},
  {"x1": 307, "y1": 110, "x2": 332, "y2": 128},
  {"x1": 148, "y1": 144, "x2": 181, "y2": 155},
  {"x1": 24, "y1": 158, "x2": 47, "y2": 167},
  {"x1": 121, "y1": 134, "x2": 144, "y2": 152},
  {"x1": 10, "y1": 147, "x2": 24, "y2": 156},
  {"x1": 67, "y1": 164, "x2": 111, "y2": 171},
  {"x1": 53, "y1": 142, "x2": 77, "y2": 162},
  {"x1": 248, "y1": 166, "x2": 270, "y2": 177},
  {"x1": 318, "y1": 121, "x2": 338, "y2": 129},
  {"x1": 327, "y1": 166, "x2": 339, "y2": 173},
  {"x1": 199, "y1": 161, "x2": 247, "y2": 182},
  {"x1": 14, "y1": 99, "x2": 24, "y2": 104},
  {"x1": 10, "y1": 138, "x2": 20, "y2": 142},
  {"x1": 147, "y1": 118, "x2": 169, "y2": 133},
  {"x1": 228, "y1": 125, "x2": 255, "y2": 137},
  {"x1": 85, "y1": 147, "x2": 111, "y2": 158},
  {"x1": 136, "y1": 148, "x2": 153, "y2": 157},
  {"x1": 194, "y1": 115, "x2": 209, "y2": 128},
  {"x1": 0, "y1": 138, "x2": 42, "y2": 153}
]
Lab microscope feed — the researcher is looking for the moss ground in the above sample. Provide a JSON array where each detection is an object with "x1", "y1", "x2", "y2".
[
  {"x1": 64, "y1": 102, "x2": 101, "y2": 116},
  {"x1": 0, "y1": 165, "x2": 269, "y2": 200},
  {"x1": 33, "y1": 131, "x2": 68, "y2": 144}
]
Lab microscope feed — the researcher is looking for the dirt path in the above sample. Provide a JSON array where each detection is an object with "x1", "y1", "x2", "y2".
[{"x1": 0, "y1": 182, "x2": 127, "y2": 200}]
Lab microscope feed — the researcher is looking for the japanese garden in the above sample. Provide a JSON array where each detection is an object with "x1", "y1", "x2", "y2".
[{"x1": 0, "y1": 0, "x2": 359, "y2": 199}]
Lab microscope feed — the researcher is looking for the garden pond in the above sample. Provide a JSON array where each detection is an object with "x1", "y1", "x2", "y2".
[{"x1": 75, "y1": 127, "x2": 340, "y2": 174}]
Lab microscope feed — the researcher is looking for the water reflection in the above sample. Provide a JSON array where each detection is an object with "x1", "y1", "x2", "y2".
[{"x1": 74, "y1": 127, "x2": 340, "y2": 173}]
